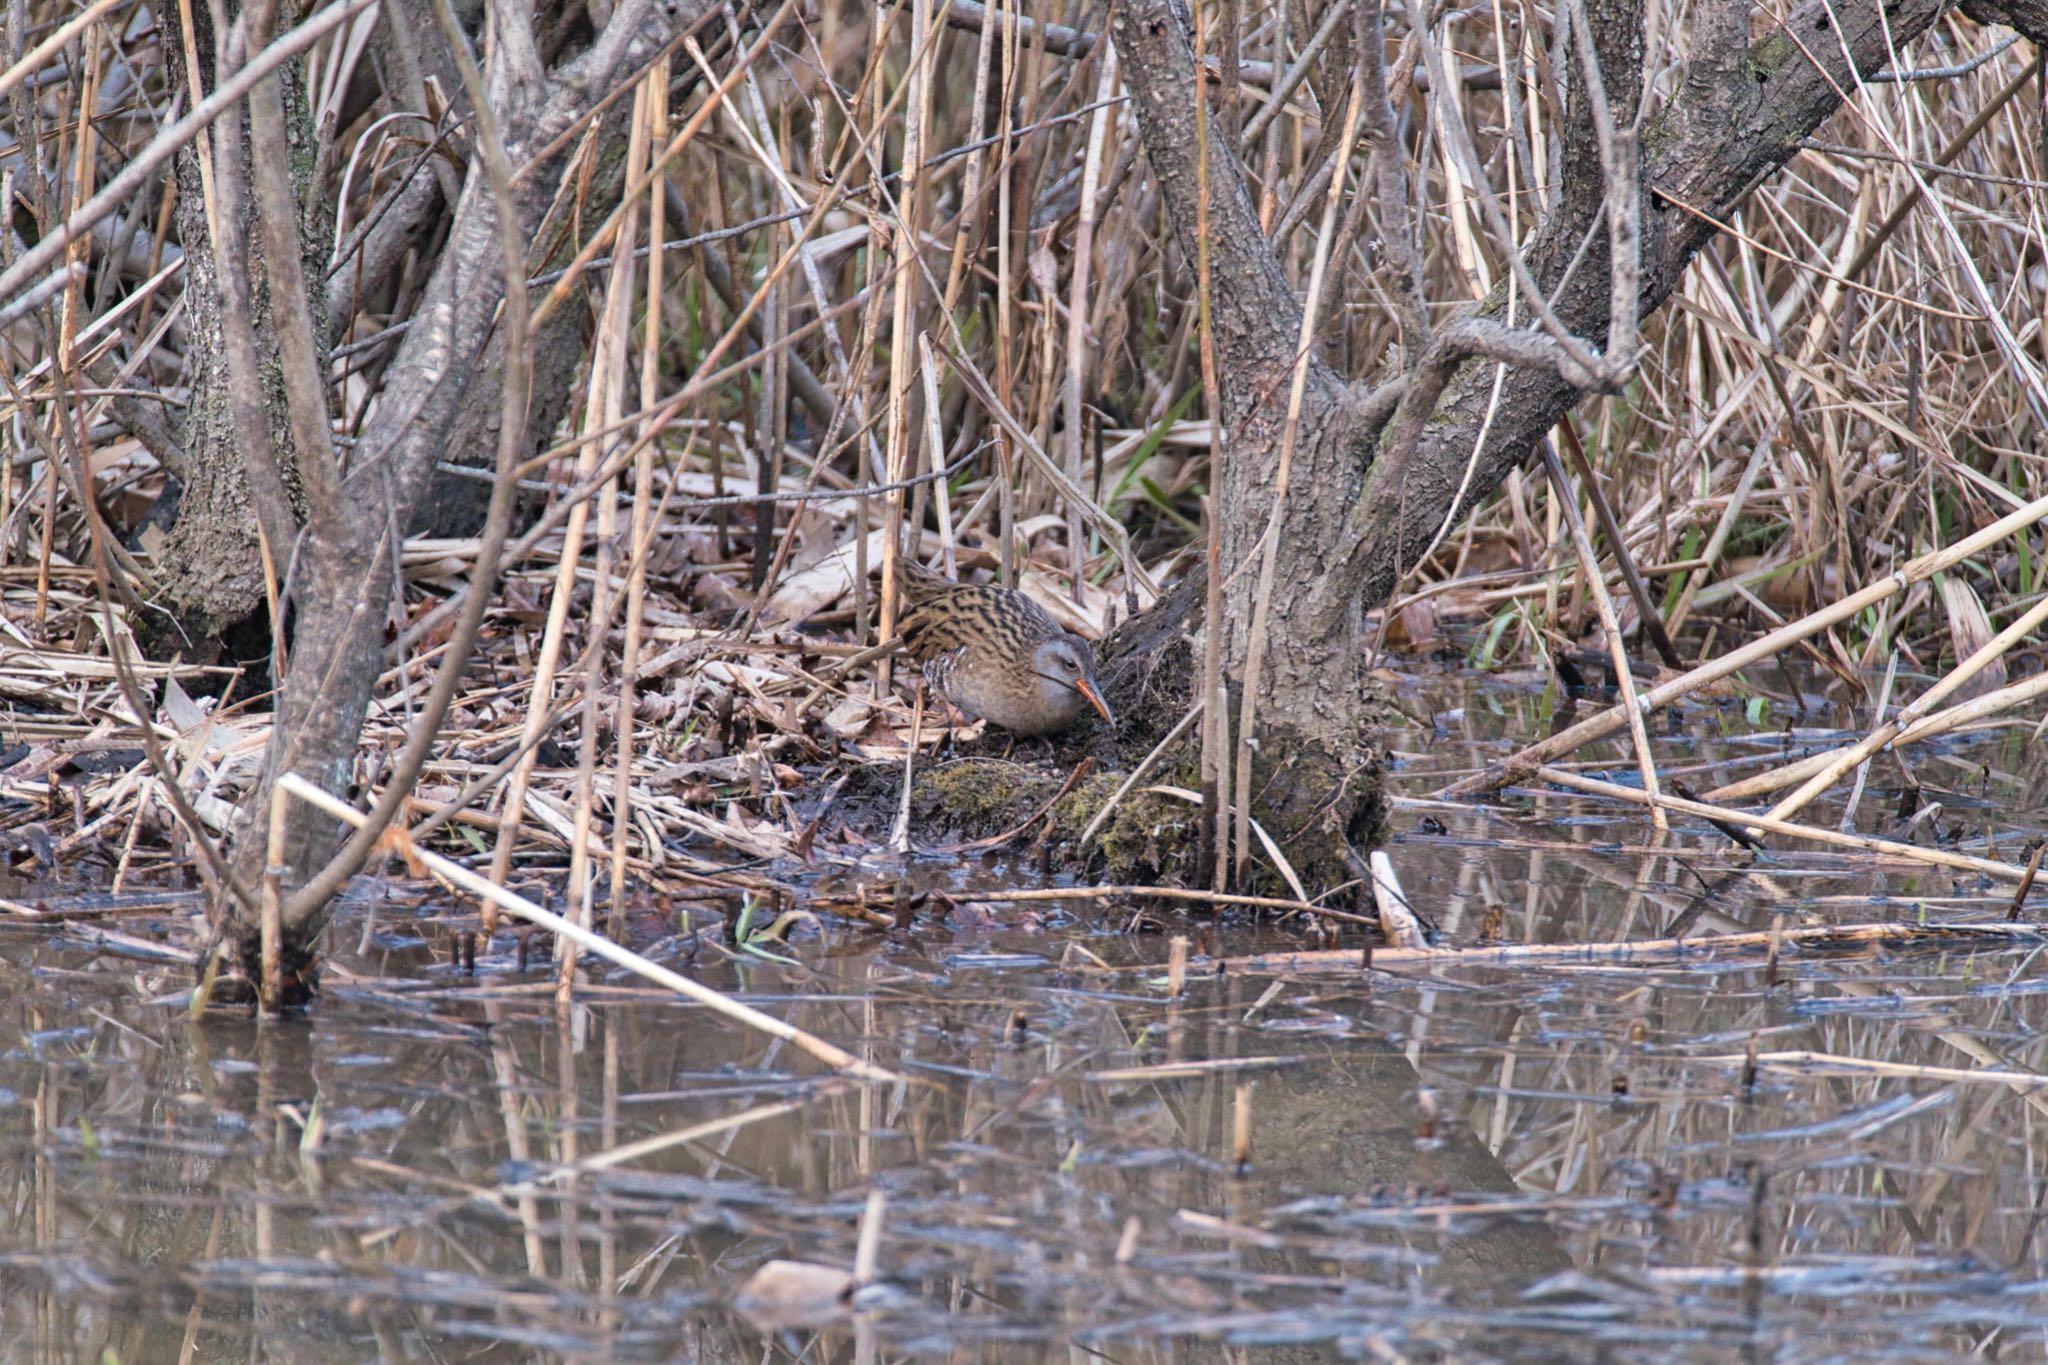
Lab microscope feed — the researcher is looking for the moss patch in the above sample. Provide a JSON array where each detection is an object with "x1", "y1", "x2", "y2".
[
  {"x1": 893, "y1": 759, "x2": 1206, "y2": 884},
  {"x1": 909, "y1": 759, "x2": 1069, "y2": 835}
]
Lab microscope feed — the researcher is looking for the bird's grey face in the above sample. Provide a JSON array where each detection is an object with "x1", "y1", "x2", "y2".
[{"x1": 1034, "y1": 636, "x2": 1115, "y2": 727}]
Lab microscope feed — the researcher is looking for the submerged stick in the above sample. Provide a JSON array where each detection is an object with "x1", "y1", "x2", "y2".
[
  {"x1": 1537, "y1": 765, "x2": 2030, "y2": 882},
  {"x1": 276, "y1": 775, "x2": 898, "y2": 1083},
  {"x1": 1174, "y1": 920, "x2": 2048, "y2": 976}
]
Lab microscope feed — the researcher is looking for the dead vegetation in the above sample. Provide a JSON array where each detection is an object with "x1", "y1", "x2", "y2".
[{"x1": 0, "y1": 0, "x2": 2045, "y2": 1007}]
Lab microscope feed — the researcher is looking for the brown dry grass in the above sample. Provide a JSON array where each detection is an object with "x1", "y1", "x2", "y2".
[{"x1": 0, "y1": 0, "x2": 2043, "y2": 899}]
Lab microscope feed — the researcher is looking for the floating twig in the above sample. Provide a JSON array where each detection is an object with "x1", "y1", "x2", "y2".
[{"x1": 276, "y1": 775, "x2": 899, "y2": 1082}]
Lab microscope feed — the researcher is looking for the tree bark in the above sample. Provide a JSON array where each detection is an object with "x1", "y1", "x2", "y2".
[{"x1": 152, "y1": 0, "x2": 329, "y2": 660}]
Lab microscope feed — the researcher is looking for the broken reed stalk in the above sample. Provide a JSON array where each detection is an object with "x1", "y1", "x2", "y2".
[
  {"x1": 275, "y1": 775, "x2": 899, "y2": 1083},
  {"x1": 990, "y1": 0, "x2": 1018, "y2": 589},
  {"x1": 611, "y1": 58, "x2": 669, "y2": 936},
  {"x1": 1536, "y1": 765, "x2": 2031, "y2": 881},
  {"x1": 1446, "y1": 493, "x2": 2048, "y2": 798},
  {"x1": 1709, "y1": 593, "x2": 2048, "y2": 809},
  {"x1": 935, "y1": 0, "x2": 997, "y2": 321},
  {"x1": 1539, "y1": 437, "x2": 1665, "y2": 830},
  {"x1": 1183, "y1": 920, "x2": 2048, "y2": 976}
]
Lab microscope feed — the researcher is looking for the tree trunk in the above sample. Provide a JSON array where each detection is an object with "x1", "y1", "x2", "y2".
[
  {"x1": 1108, "y1": 0, "x2": 1397, "y2": 890},
  {"x1": 172, "y1": 0, "x2": 721, "y2": 995},
  {"x1": 151, "y1": 0, "x2": 329, "y2": 663},
  {"x1": 1069, "y1": 0, "x2": 1956, "y2": 896}
]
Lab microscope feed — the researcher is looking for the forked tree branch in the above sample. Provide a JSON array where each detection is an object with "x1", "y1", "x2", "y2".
[{"x1": 1316, "y1": 0, "x2": 1953, "y2": 615}]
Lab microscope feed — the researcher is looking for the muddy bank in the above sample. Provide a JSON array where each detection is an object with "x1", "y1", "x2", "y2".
[{"x1": 843, "y1": 569, "x2": 1394, "y2": 896}]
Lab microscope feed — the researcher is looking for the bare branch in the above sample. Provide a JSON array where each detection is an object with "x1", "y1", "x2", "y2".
[
  {"x1": 1241, "y1": 0, "x2": 1354, "y2": 146},
  {"x1": 1358, "y1": 0, "x2": 1424, "y2": 345},
  {"x1": 1402, "y1": 0, "x2": 1615, "y2": 387},
  {"x1": 245, "y1": 6, "x2": 343, "y2": 526}
]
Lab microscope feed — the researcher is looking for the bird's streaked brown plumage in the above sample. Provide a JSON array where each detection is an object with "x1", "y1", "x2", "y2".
[{"x1": 894, "y1": 562, "x2": 1115, "y2": 737}]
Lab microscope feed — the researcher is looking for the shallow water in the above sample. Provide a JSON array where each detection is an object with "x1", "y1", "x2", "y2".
[{"x1": 5, "y1": 668, "x2": 2048, "y2": 1361}]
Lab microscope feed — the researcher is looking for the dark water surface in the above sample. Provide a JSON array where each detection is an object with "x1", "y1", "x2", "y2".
[{"x1": 6, "y1": 669, "x2": 2048, "y2": 1361}]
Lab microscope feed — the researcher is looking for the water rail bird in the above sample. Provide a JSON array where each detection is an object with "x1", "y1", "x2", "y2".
[{"x1": 894, "y1": 562, "x2": 1115, "y2": 738}]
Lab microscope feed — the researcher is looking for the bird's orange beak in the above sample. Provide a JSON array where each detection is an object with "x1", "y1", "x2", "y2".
[{"x1": 1077, "y1": 678, "x2": 1116, "y2": 727}]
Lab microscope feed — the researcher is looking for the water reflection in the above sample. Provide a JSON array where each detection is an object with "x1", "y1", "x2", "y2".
[{"x1": 1, "y1": 670, "x2": 2046, "y2": 1360}]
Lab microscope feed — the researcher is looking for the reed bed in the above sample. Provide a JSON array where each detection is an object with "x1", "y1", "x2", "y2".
[{"x1": 0, "y1": 0, "x2": 2043, "y2": 921}]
